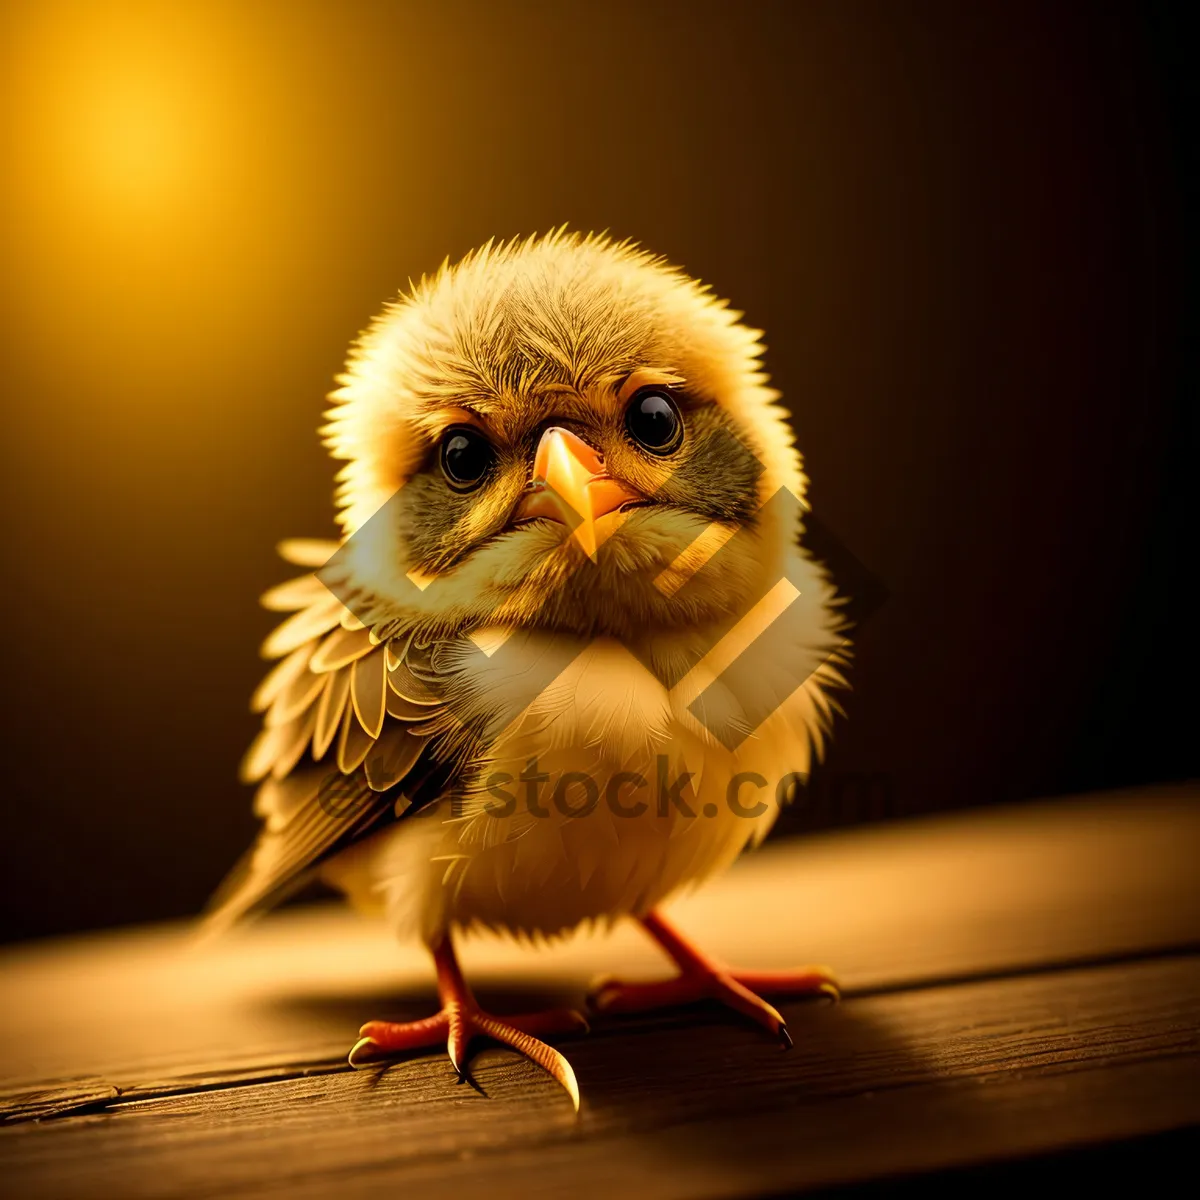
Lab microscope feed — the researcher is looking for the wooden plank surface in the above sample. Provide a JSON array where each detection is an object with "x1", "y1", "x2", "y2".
[
  {"x1": 2, "y1": 957, "x2": 1198, "y2": 1199},
  {"x1": 1, "y1": 784, "x2": 1197, "y2": 1197}
]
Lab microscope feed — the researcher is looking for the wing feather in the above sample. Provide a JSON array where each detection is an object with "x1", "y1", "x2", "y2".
[
  {"x1": 272, "y1": 705, "x2": 319, "y2": 779},
  {"x1": 239, "y1": 716, "x2": 305, "y2": 784},
  {"x1": 276, "y1": 537, "x2": 338, "y2": 568},
  {"x1": 339, "y1": 607, "x2": 367, "y2": 631},
  {"x1": 310, "y1": 626, "x2": 376, "y2": 672},
  {"x1": 260, "y1": 573, "x2": 332, "y2": 612},
  {"x1": 364, "y1": 726, "x2": 425, "y2": 791},
  {"x1": 265, "y1": 665, "x2": 327, "y2": 728},
  {"x1": 351, "y1": 651, "x2": 387, "y2": 739},
  {"x1": 337, "y1": 698, "x2": 376, "y2": 773},
  {"x1": 249, "y1": 643, "x2": 314, "y2": 714},
  {"x1": 386, "y1": 657, "x2": 441, "y2": 704},
  {"x1": 385, "y1": 689, "x2": 440, "y2": 721},
  {"x1": 260, "y1": 594, "x2": 346, "y2": 658},
  {"x1": 206, "y1": 543, "x2": 453, "y2": 935},
  {"x1": 313, "y1": 665, "x2": 352, "y2": 759}
]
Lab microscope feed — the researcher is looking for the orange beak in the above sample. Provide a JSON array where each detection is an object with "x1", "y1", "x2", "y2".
[{"x1": 516, "y1": 427, "x2": 642, "y2": 559}]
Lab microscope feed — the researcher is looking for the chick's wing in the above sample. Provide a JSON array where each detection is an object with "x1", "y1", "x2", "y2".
[{"x1": 204, "y1": 539, "x2": 451, "y2": 931}]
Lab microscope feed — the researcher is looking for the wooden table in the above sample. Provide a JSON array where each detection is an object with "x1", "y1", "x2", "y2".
[{"x1": 2, "y1": 784, "x2": 1198, "y2": 1197}]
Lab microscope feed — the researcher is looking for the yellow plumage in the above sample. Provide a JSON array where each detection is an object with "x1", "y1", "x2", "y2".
[{"x1": 209, "y1": 230, "x2": 849, "y2": 1109}]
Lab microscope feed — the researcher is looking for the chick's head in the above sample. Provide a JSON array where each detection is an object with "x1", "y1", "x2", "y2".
[{"x1": 322, "y1": 232, "x2": 806, "y2": 642}]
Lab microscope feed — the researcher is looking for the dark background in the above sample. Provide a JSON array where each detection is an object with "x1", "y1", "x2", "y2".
[{"x1": 1, "y1": 0, "x2": 1194, "y2": 943}]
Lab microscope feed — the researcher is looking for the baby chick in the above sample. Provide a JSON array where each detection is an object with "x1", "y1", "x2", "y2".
[{"x1": 209, "y1": 232, "x2": 848, "y2": 1108}]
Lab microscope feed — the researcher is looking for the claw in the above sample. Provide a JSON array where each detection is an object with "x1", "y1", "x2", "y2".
[
  {"x1": 592, "y1": 910, "x2": 840, "y2": 1055},
  {"x1": 347, "y1": 1036, "x2": 379, "y2": 1069},
  {"x1": 357, "y1": 1010, "x2": 581, "y2": 1110},
  {"x1": 557, "y1": 1052, "x2": 581, "y2": 1113},
  {"x1": 473, "y1": 1011, "x2": 582, "y2": 1112},
  {"x1": 348, "y1": 939, "x2": 585, "y2": 1109},
  {"x1": 456, "y1": 1066, "x2": 487, "y2": 1096}
]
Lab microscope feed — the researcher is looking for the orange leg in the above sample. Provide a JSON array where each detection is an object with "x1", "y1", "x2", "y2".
[
  {"x1": 590, "y1": 910, "x2": 838, "y2": 1047},
  {"x1": 348, "y1": 934, "x2": 588, "y2": 1109}
]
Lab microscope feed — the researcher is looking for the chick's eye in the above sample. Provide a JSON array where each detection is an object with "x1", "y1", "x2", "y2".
[
  {"x1": 625, "y1": 389, "x2": 683, "y2": 455},
  {"x1": 440, "y1": 426, "x2": 494, "y2": 490}
]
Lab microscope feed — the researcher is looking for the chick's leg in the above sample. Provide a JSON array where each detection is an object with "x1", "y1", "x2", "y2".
[
  {"x1": 590, "y1": 910, "x2": 838, "y2": 1046},
  {"x1": 348, "y1": 934, "x2": 587, "y2": 1109}
]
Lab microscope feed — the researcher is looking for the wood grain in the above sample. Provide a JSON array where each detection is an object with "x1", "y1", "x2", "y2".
[
  {"x1": 1, "y1": 957, "x2": 1196, "y2": 1198},
  {"x1": 0, "y1": 784, "x2": 1197, "y2": 1196},
  {"x1": 2, "y1": 784, "x2": 1196, "y2": 1094}
]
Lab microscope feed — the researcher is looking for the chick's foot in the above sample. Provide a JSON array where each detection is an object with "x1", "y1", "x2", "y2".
[
  {"x1": 589, "y1": 911, "x2": 838, "y2": 1046},
  {"x1": 346, "y1": 937, "x2": 587, "y2": 1110}
]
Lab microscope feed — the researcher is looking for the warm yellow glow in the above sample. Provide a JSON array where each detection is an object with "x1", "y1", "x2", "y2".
[
  {"x1": 2, "y1": 0, "x2": 428, "y2": 406},
  {"x1": 7, "y1": 3, "x2": 236, "y2": 234},
  {"x1": 69, "y1": 72, "x2": 196, "y2": 211}
]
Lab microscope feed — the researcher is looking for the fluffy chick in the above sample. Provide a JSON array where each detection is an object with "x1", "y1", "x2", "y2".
[{"x1": 209, "y1": 231, "x2": 849, "y2": 1109}]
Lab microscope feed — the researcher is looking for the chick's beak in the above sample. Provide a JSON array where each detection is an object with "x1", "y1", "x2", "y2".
[{"x1": 516, "y1": 426, "x2": 643, "y2": 558}]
